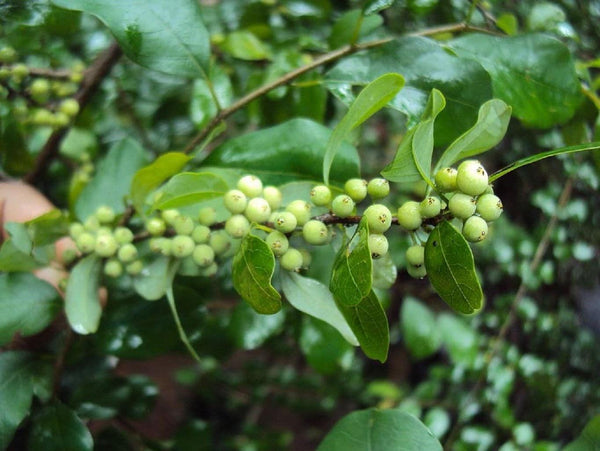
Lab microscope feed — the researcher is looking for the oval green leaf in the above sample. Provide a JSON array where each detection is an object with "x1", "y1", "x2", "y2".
[
  {"x1": 153, "y1": 172, "x2": 228, "y2": 210},
  {"x1": 29, "y1": 402, "x2": 93, "y2": 451},
  {"x1": 229, "y1": 301, "x2": 285, "y2": 350},
  {"x1": 401, "y1": 296, "x2": 441, "y2": 360},
  {"x1": 133, "y1": 256, "x2": 179, "y2": 301},
  {"x1": 65, "y1": 255, "x2": 103, "y2": 334},
  {"x1": 424, "y1": 221, "x2": 483, "y2": 314}
]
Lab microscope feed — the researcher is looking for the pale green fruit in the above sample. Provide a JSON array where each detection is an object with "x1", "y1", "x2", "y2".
[
  {"x1": 69, "y1": 222, "x2": 85, "y2": 239},
  {"x1": 75, "y1": 232, "x2": 96, "y2": 253},
  {"x1": 171, "y1": 235, "x2": 195, "y2": 258},
  {"x1": 419, "y1": 196, "x2": 441, "y2": 219},
  {"x1": 368, "y1": 234, "x2": 389, "y2": 259},
  {"x1": 59, "y1": 98, "x2": 80, "y2": 117},
  {"x1": 364, "y1": 204, "x2": 392, "y2": 234},
  {"x1": 95, "y1": 205, "x2": 115, "y2": 224},
  {"x1": 95, "y1": 233, "x2": 118, "y2": 257},
  {"x1": 114, "y1": 227, "x2": 134, "y2": 244},
  {"x1": 263, "y1": 186, "x2": 282, "y2": 210},
  {"x1": 448, "y1": 193, "x2": 477, "y2": 219},
  {"x1": 192, "y1": 244, "x2": 215, "y2": 267},
  {"x1": 434, "y1": 167, "x2": 458, "y2": 192},
  {"x1": 198, "y1": 207, "x2": 217, "y2": 226},
  {"x1": 104, "y1": 259, "x2": 123, "y2": 278},
  {"x1": 199, "y1": 262, "x2": 218, "y2": 277},
  {"x1": 310, "y1": 185, "x2": 332, "y2": 206},
  {"x1": 367, "y1": 178, "x2": 390, "y2": 199},
  {"x1": 146, "y1": 218, "x2": 166, "y2": 236},
  {"x1": 266, "y1": 231, "x2": 289, "y2": 257},
  {"x1": 192, "y1": 225, "x2": 211, "y2": 243},
  {"x1": 476, "y1": 194, "x2": 503, "y2": 222},
  {"x1": 397, "y1": 201, "x2": 422, "y2": 231},
  {"x1": 462, "y1": 215, "x2": 488, "y2": 242},
  {"x1": 456, "y1": 160, "x2": 489, "y2": 196},
  {"x1": 331, "y1": 194, "x2": 355, "y2": 218},
  {"x1": 245, "y1": 197, "x2": 271, "y2": 223},
  {"x1": 302, "y1": 220, "x2": 329, "y2": 245},
  {"x1": 300, "y1": 249, "x2": 312, "y2": 269},
  {"x1": 225, "y1": 214, "x2": 250, "y2": 238},
  {"x1": 280, "y1": 248, "x2": 303, "y2": 272},
  {"x1": 117, "y1": 243, "x2": 138, "y2": 263},
  {"x1": 273, "y1": 211, "x2": 298, "y2": 233},
  {"x1": 223, "y1": 189, "x2": 248, "y2": 214},
  {"x1": 161, "y1": 209, "x2": 181, "y2": 226},
  {"x1": 83, "y1": 216, "x2": 101, "y2": 231},
  {"x1": 405, "y1": 245, "x2": 425, "y2": 267},
  {"x1": 29, "y1": 78, "x2": 50, "y2": 103},
  {"x1": 126, "y1": 260, "x2": 144, "y2": 276},
  {"x1": 173, "y1": 215, "x2": 195, "y2": 235},
  {"x1": 344, "y1": 178, "x2": 368, "y2": 202},
  {"x1": 407, "y1": 264, "x2": 427, "y2": 279},
  {"x1": 149, "y1": 237, "x2": 171, "y2": 256},
  {"x1": 209, "y1": 231, "x2": 231, "y2": 255},
  {"x1": 285, "y1": 200, "x2": 311, "y2": 226},
  {"x1": 237, "y1": 175, "x2": 263, "y2": 198}
]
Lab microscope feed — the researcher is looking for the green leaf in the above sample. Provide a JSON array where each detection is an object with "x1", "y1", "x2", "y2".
[
  {"x1": 317, "y1": 408, "x2": 442, "y2": 450},
  {"x1": 190, "y1": 64, "x2": 233, "y2": 129},
  {"x1": 323, "y1": 73, "x2": 404, "y2": 185},
  {"x1": 563, "y1": 414, "x2": 600, "y2": 451},
  {"x1": 28, "y1": 402, "x2": 93, "y2": 451},
  {"x1": 0, "y1": 112, "x2": 33, "y2": 175},
  {"x1": 328, "y1": 10, "x2": 383, "y2": 49},
  {"x1": 449, "y1": 33, "x2": 583, "y2": 128},
  {"x1": 425, "y1": 221, "x2": 483, "y2": 314},
  {"x1": 372, "y1": 252, "x2": 397, "y2": 290},
  {"x1": 335, "y1": 290, "x2": 389, "y2": 362},
  {"x1": 330, "y1": 217, "x2": 372, "y2": 307},
  {"x1": 0, "y1": 273, "x2": 61, "y2": 345},
  {"x1": 232, "y1": 233, "x2": 281, "y2": 314},
  {"x1": 299, "y1": 316, "x2": 354, "y2": 374},
  {"x1": 51, "y1": 0, "x2": 211, "y2": 77},
  {"x1": 152, "y1": 172, "x2": 228, "y2": 210},
  {"x1": 229, "y1": 301, "x2": 285, "y2": 350},
  {"x1": 130, "y1": 152, "x2": 191, "y2": 214},
  {"x1": 0, "y1": 352, "x2": 35, "y2": 450},
  {"x1": 401, "y1": 296, "x2": 441, "y2": 360},
  {"x1": 3, "y1": 222, "x2": 32, "y2": 254},
  {"x1": 437, "y1": 313, "x2": 479, "y2": 366},
  {"x1": 0, "y1": 239, "x2": 44, "y2": 272},
  {"x1": 202, "y1": 118, "x2": 360, "y2": 185},
  {"x1": 133, "y1": 256, "x2": 179, "y2": 301},
  {"x1": 65, "y1": 255, "x2": 103, "y2": 335},
  {"x1": 75, "y1": 137, "x2": 148, "y2": 220},
  {"x1": 220, "y1": 30, "x2": 271, "y2": 61},
  {"x1": 362, "y1": 0, "x2": 395, "y2": 15},
  {"x1": 280, "y1": 271, "x2": 358, "y2": 346},
  {"x1": 326, "y1": 37, "x2": 492, "y2": 145},
  {"x1": 380, "y1": 126, "x2": 419, "y2": 183},
  {"x1": 25, "y1": 209, "x2": 70, "y2": 247},
  {"x1": 436, "y1": 99, "x2": 512, "y2": 170}
]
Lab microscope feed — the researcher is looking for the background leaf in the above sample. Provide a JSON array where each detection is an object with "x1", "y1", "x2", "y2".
[
  {"x1": 563, "y1": 414, "x2": 600, "y2": 451},
  {"x1": 229, "y1": 302, "x2": 286, "y2": 350},
  {"x1": 51, "y1": 0, "x2": 211, "y2": 77},
  {"x1": 190, "y1": 64, "x2": 233, "y2": 129},
  {"x1": 401, "y1": 297, "x2": 441, "y2": 360},
  {"x1": 28, "y1": 402, "x2": 93, "y2": 451},
  {"x1": 152, "y1": 172, "x2": 227, "y2": 210},
  {"x1": 299, "y1": 316, "x2": 354, "y2": 374},
  {"x1": 133, "y1": 256, "x2": 179, "y2": 301},
  {"x1": 65, "y1": 255, "x2": 103, "y2": 334}
]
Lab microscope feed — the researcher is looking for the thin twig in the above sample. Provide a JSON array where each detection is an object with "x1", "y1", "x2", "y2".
[
  {"x1": 24, "y1": 42, "x2": 123, "y2": 185},
  {"x1": 28, "y1": 67, "x2": 72, "y2": 79}
]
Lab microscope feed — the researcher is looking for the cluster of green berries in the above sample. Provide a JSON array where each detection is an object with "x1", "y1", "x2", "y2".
[{"x1": 69, "y1": 206, "x2": 143, "y2": 278}]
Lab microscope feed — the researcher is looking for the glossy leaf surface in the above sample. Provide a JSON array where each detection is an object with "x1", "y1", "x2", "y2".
[
  {"x1": 401, "y1": 297, "x2": 441, "y2": 359},
  {"x1": 65, "y1": 255, "x2": 103, "y2": 334},
  {"x1": 152, "y1": 172, "x2": 228, "y2": 210},
  {"x1": 28, "y1": 402, "x2": 93, "y2": 451}
]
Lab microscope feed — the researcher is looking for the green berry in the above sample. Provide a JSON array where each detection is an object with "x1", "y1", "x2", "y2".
[
  {"x1": 310, "y1": 185, "x2": 332, "y2": 206},
  {"x1": 29, "y1": 78, "x2": 50, "y2": 103},
  {"x1": 300, "y1": 249, "x2": 312, "y2": 269},
  {"x1": 367, "y1": 178, "x2": 390, "y2": 199},
  {"x1": 434, "y1": 167, "x2": 458, "y2": 192},
  {"x1": 266, "y1": 231, "x2": 289, "y2": 257},
  {"x1": 149, "y1": 237, "x2": 171, "y2": 256},
  {"x1": 198, "y1": 207, "x2": 217, "y2": 226},
  {"x1": 273, "y1": 211, "x2": 297, "y2": 233},
  {"x1": 0, "y1": 47, "x2": 17, "y2": 64},
  {"x1": 364, "y1": 204, "x2": 392, "y2": 234},
  {"x1": 117, "y1": 243, "x2": 138, "y2": 263},
  {"x1": 331, "y1": 194, "x2": 355, "y2": 218},
  {"x1": 11, "y1": 63, "x2": 29, "y2": 83},
  {"x1": 462, "y1": 216, "x2": 488, "y2": 243},
  {"x1": 344, "y1": 178, "x2": 368, "y2": 202},
  {"x1": 280, "y1": 248, "x2": 303, "y2": 272},
  {"x1": 419, "y1": 196, "x2": 442, "y2": 219},
  {"x1": 146, "y1": 218, "x2": 166, "y2": 236},
  {"x1": 126, "y1": 260, "x2": 144, "y2": 276},
  {"x1": 192, "y1": 244, "x2": 215, "y2": 267},
  {"x1": 456, "y1": 160, "x2": 489, "y2": 196},
  {"x1": 285, "y1": 200, "x2": 311, "y2": 226},
  {"x1": 448, "y1": 193, "x2": 477, "y2": 219},
  {"x1": 84, "y1": 215, "x2": 100, "y2": 231},
  {"x1": 76, "y1": 232, "x2": 96, "y2": 253},
  {"x1": 192, "y1": 225, "x2": 211, "y2": 243},
  {"x1": 95, "y1": 233, "x2": 118, "y2": 257},
  {"x1": 209, "y1": 231, "x2": 231, "y2": 255},
  {"x1": 237, "y1": 175, "x2": 263, "y2": 198},
  {"x1": 302, "y1": 220, "x2": 329, "y2": 245},
  {"x1": 225, "y1": 214, "x2": 250, "y2": 238},
  {"x1": 223, "y1": 189, "x2": 248, "y2": 214},
  {"x1": 476, "y1": 194, "x2": 503, "y2": 222},
  {"x1": 114, "y1": 227, "x2": 134, "y2": 244},
  {"x1": 245, "y1": 197, "x2": 271, "y2": 223},
  {"x1": 69, "y1": 222, "x2": 85, "y2": 239},
  {"x1": 52, "y1": 112, "x2": 70, "y2": 128},
  {"x1": 405, "y1": 245, "x2": 425, "y2": 267},
  {"x1": 59, "y1": 98, "x2": 80, "y2": 117},
  {"x1": 199, "y1": 262, "x2": 219, "y2": 277},
  {"x1": 368, "y1": 234, "x2": 389, "y2": 259},
  {"x1": 171, "y1": 235, "x2": 195, "y2": 258},
  {"x1": 173, "y1": 215, "x2": 194, "y2": 235},
  {"x1": 407, "y1": 264, "x2": 427, "y2": 279},
  {"x1": 95, "y1": 205, "x2": 116, "y2": 224},
  {"x1": 397, "y1": 201, "x2": 422, "y2": 231},
  {"x1": 104, "y1": 259, "x2": 123, "y2": 278},
  {"x1": 263, "y1": 186, "x2": 282, "y2": 210},
  {"x1": 161, "y1": 209, "x2": 181, "y2": 226}
]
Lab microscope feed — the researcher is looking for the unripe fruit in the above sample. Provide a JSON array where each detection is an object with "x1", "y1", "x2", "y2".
[
  {"x1": 114, "y1": 227, "x2": 134, "y2": 244},
  {"x1": 448, "y1": 193, "x2": 477, "y2": 219},
  {"x1": 462, "y1": 216, "x2": 488, "y2": 242},
  {"x1": 59, "y1": 99, "x2": 80, "y2": 117},
  {"x1": 192, "y1": 244, "x2": 215, "y2": 267},
  {"x1": 310, "y1": 185, "x2": 332, "y2": 206},
  {"x1": 368, "y1": 234, "x2": 389, "y2": 259},
  {"x1": 198, "y1": 207, "x2": 217, "y2": 226},
  {"x1": 419, "y1": 196, "x2": 441, "y2": 219},
  {"x1": 0, "y1": 47, "x2": 17, "y2": 64},
  {"x1": 476, "y1": 194, "x2": 503, "y2": 222},
  {"x1": 76, "y1": 232, "x2": 96, "y2": 253},
  {"x1": 266, "y1": 231, "x2": 289, "y2": 257},
  {"x1": 364, "y1": 204, "x2": 392, "y2": 234},
  {"x1": 95, "y1": 233, "x2": 118, "y2": 257},
  {"x1": 192, "y1": 225, "x2": 211, "y2": 243},
  {"x1": 300, "y1": 249, "x2": 312, "y2": 269},
  {"x1": 331, "y1": 194, "x2": 355, "y2": 218},
  {"x1": 367, "y1": 178, "x2": 390, "y2": 199},
  {"x1": 405, "y1": 245, "x2": 425, "y2": 267},
  {"x1": 456, "y1": 160, "x2": 489, "y2": 196},
  {"x1": 95, "y1": 205, "x2": 116, "y2": 224},
  {"x1": 104, "y1": 259, "x2": 123, "y2": 278},
  {"x1": 223, "y1": 189, "x2": 248, "y2": 214},
  {"x1": 52, "y1": 112, "x2": 70, "y2": 128},
  {"x1": 200, "y1": 262, "x2": 219, "y2": 277},
  {"x1": 225, "y1": 214, "x2": 250, "y2": 238},
  {"x1": 29, "y1": 78, "x2": 50, "y2": 103},
  {"x1": 302, "y1": 220, "x2": 329, "y2": 245},
  {"x1": 146, "y1": 218, "x2": 166, "y2": 236},
  {"x1": 171, "y1": 235, "x2": 195, "y2": 258},
  {"x1": 11, "y1": 63, "x2": 29, "y2": 83},
  {"x1": 280, "y1": 248, "x2": 303, "y2": 272},
  {"x1": 126, "y1": 260, "x2": 144, "y2": 276},
  {"x1": 397, "y1": 201, "x2": 422, "y2": 231},
  {"x1": 84, "y1": 216, "x2": 100, "y2": 231},
  {"x1": 61, "y1": 249, "x2": 78, "y2": 265},
  {"x1": 149, "y1": 237, "x2": 171, "y2": 256},
  {"x1": 434, "y1": 167, "x2": 458, "y2": 192},
  {"x1": 69, "y1": 222, "x2": 85, "y2": 239},
  {"x1": 161, "y1": 209, "x2": 181, "y2": 226},
  {"x1": 273, "y1": 211, "x2": 297, "y2": 233},
  {"x1": 285, "y1": 200, "x2": 311, "y2": 226},
  {"x1": 97, "y1": 226, "x2": 112, "y2": 236},
  {"x1": 344, "y1": 178, "x2": 368, "y2": 202},
  {"x1": 117, "y1": 243, "x2": 138, "y2": 263},
  {"x1": 407, "y1": 264, "x2": 427, "y2": 279},
  {"x1": 209, "y1": 231, "x2": 231, "y2": 255},
  {"x1": 173, "y1": 215, "x2": 194, "y2": 235},
  {"x1": 237, "y1": 175, "x2": 263, "y2": 198},
  {"x1": 245, "y1": 197, "x2": 271, "y2": 223},
  {"x1": 263, "y1": 186, "x2": 282, "y2": 210}
]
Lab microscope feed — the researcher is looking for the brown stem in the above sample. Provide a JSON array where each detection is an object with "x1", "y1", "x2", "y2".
[
  {"x1": 24, "y1": 42, "x2": 123, "y2": 185},
  {"x1": 28, "y1": 67, "x2": 72, "y2": 79}
]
